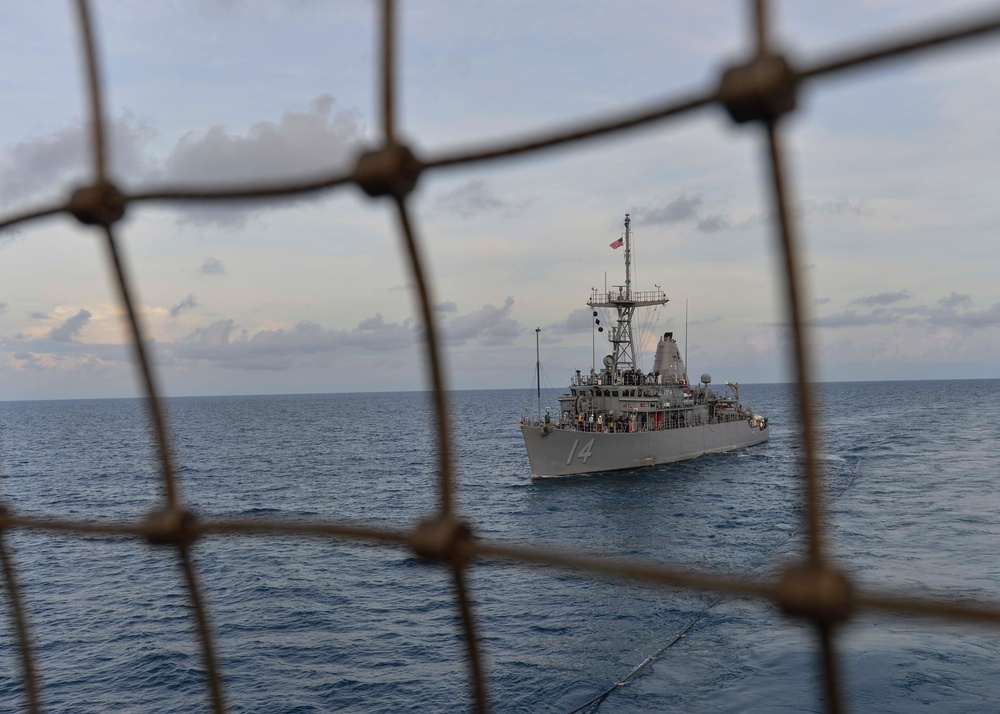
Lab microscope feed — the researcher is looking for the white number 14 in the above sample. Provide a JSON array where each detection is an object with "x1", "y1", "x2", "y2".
[{"x1": 566, "y1": 438, "x2": 595, "y2": 464}]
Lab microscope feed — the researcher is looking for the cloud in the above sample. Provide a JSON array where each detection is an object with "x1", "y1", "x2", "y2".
[
  {"x1": 159, "y1": 94, "x2": 365, "y2": 226},
  {"x1": 0, "y1": 96, "x2": 365, "y2": 226},
  {"x1": 0, "y1": 113, "x2": 155, "y2": 205},
  {"x1": 434, "y1": 301, "x2": 458, "y2": 314},
  {"x1": 633, "y1": 194, "x2": 702, "y2": 225},
  {"x1": 4, "y1": 298, "x2": 526, "y2": 375},
  {"x1": 10, "y1": 352, "x2": 44, "y2": 371},
  {"x1": 938, "y1": 292, "x2": 972, "y2": 309},
  {"x1": 696, "y1": 214, "x2": 730, "y2": 233},
  {"x1": 814, "y1": 297, "x2": 831, "y2": 306},
  {"x1": 436, "y1": 179, "x2": 506, "y2": 218},
  {"x1": 811, "y1": 309, "x2": 902, "y2": 328},
  {"x1": 0, "y1": 302, "x2": 6, "y2": 314},
  {"x1": 932, "y1": 302, "x2": 1000, "y2": 328},
  {"x1": 851, "y1": 290, "x2": 911, "y2": 307},
  {"x1": 797, "y1": 197, "x2": 868, "y2": 218},
  {"x1": 546, "y1": 307, "x2": 594, "y2": 335},
  {"x1": 201, "y1": 256, "x2": 226, "y2": 275},
  {"x1": 172, "y1": 313, "x2": 415, "y2": 370},
  {"x1": 630, "y1": 193, "x2": 735, "y2": 234},
  {"x1": 49, "y1": 309, "x2": 92, "y2": 342},
  {"x1": 28, "y1": 311, "x2": 48, "y2": 319},
  {"x1": 631, "y1": 194, "x2": 868, "y2": 237},
  {"x1": 169, "y1": 294, "x2": 199, "y2": 318},
  {"x1": 813, "y1": 292, "x2": 1000, "y2": 330},
  {"x1": 442, "y1": 296, "x2": 520, "y2": 346}
]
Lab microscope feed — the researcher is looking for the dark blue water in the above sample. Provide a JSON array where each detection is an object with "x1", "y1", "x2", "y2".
[{"x1": 0, "y1": 380, "x2": 999, "y2": 712}]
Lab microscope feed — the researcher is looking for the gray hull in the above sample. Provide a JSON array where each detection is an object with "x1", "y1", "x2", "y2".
[{"x1": 521, "y1": 421, "x2": 769, "y2": 477}]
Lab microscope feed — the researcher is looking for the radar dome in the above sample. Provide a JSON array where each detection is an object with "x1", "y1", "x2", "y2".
[{"x1": 700, "y1": 373, "x2": 712, "y2": 384}]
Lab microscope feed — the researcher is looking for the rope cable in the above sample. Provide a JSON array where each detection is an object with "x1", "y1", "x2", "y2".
[{"x1": 565, "y1": 458, "x2": 861, "y2": 714}]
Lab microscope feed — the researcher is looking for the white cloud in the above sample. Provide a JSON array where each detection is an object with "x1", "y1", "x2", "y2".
[{"x1": 0, "y1": 95, "x2": 366, "y2": 226}]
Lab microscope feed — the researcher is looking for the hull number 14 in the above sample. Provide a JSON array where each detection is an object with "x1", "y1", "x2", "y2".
[{"x1": 566, "y1": 438, "x2": 595, "y2": 465}]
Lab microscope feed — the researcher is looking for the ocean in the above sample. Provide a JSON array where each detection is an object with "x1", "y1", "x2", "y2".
[{"x1": 0, "y1": 379, "x2": 998, "y2": 712}]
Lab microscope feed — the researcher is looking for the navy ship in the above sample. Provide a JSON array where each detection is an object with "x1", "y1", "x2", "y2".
[{"x1": 521, "y1": 213, "x2": 769, "y2": 476}]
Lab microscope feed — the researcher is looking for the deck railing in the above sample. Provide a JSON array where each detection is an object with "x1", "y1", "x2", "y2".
[{"x1": 588, "y1": 288, "x2": 668, "y2": 306}]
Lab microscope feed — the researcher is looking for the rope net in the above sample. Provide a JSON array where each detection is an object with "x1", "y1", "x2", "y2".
[{"x1": 2, "y1": 1, "x2": 1000, "y2": 712}]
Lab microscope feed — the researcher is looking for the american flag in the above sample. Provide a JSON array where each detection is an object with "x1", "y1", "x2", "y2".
[{"x1": 609, "y1": 237, "x2": 624, "y2": 249}]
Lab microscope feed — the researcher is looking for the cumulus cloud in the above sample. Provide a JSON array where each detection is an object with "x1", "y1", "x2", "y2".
[
  {"x1": 169, "y1": 294, "x2": 199, "y2": 318},
  {"x1": 0, "y1": 95, "x2": 365, "y2": 226},
  {"x1": 546, "y1": 307, "x2": 594, "y2": 335},
  {"x1": 28, "y1": 311, "x2": 47, "y2": 319},
  {"x1": 851, "y1": 290, "x2": 911, "y2": 307},
  {"x1": 49, "y1": 309, "x2": 92, "y2": 342},
  {"x1": 0, "y1": 302, "x2": 6, "y2": 314},
  {"x1": 640, "y1": 195, "x2": 870, "y2": 235},
  {"x1": 0, "y1": 113, "x2": 155, "y2": 205},
  {"x1": 166, "y1": 298, "x2": 521, "y2": 370},
  {"x1": 201, "y1": 256, "x2": 226, "y2": 275},
  {"x1": 160, "y1": 94, "x2": 365, "y2": 226},
  {"x1": 434, "y1": 301, "x2": 458, "y2": 314},
  {"x1": 436, "y1": 179, "x2": 506, "y2": 218},
  {"x1": 633, "y1": 194, "x2": 702, "y2": 225},
  {"x1": 172, "y1": 314, "x2": 414, "y2": 370},
  {"x1": 164, "y1": 95, "x2": 360, "y2": 184},
  {"x1": 443, "y1": 296, "x2": 520, "y2": 346},
  {"x1": 4, "y1": 298, "x2": 526, "y2": 374},
  {"x1": 813, "y1": 292, "x2": 1000, "y2": 329},
  {"x1": 632, "y1": 193, "x2": 737, "y2": 234}
]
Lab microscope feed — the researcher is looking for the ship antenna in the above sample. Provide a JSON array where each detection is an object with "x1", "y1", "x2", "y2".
[
  {"x1": 535, "y1": 327, "x2": 541, "y2": 423},
  {"x1": 685, "y1": 298, "x2": 689, "y2": 384},
  {"x1": 624, "y1": 213, "x2": 632, "y2": 300}
]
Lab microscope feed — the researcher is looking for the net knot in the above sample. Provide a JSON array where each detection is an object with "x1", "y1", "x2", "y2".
[
  {"x1": 354, "y1": 142, "x2": 422, "y2": 198},
  {"x1": 410, "y1": 514, "x2": 473, "y2": 568},
  {"x1": 67, "y1": 180, "x2": 127, "y2": 226},
  {"x1": 775, "y1": 561, "x2": 854, "y2": 625},
  {"x1": 718, "y1": 52, "x2": 799, "y2": 124},
  {"x1": 142, "y1": 506, "x2": 198, "y2": 547}
]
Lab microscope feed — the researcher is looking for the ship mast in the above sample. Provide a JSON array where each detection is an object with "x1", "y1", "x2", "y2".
[
  {"x1": 588, "y1": 213, "x2": 668, "y2": 380},
  {"x1": 624, "y1": 213, "x2": 632, "y2": 300},
  {"x1": 535, "y1": 327, "x2": 541, "y2": 422}
]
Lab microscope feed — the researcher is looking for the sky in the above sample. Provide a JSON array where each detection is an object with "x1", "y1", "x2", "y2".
[{"x1": 0, "y1": 0, "x2": 999, "y2": 400}]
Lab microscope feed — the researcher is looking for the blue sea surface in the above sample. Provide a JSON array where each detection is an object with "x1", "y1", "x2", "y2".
[{"x1": 0, "y1": 380, "x2": 999, "y2": 712}]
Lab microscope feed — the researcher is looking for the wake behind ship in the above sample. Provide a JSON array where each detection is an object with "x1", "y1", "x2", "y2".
[{"x1": 521, "y1": 213, "x2": 769, "y2": 476}]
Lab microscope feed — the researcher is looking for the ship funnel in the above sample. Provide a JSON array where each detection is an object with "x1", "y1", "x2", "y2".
[{"x1": 653, "y1": 332, "x2": 685, "y2": 384}]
